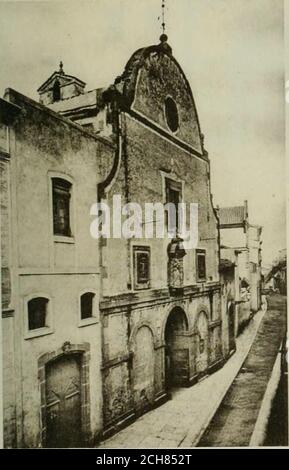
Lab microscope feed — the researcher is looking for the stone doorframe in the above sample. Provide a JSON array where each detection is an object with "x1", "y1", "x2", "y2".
[{"x1": 38, "y1": 342, "x2": 91, "y2": 447}]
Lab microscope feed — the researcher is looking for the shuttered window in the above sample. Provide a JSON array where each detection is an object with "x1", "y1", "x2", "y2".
[{"x1": 52, "y1": 178, "x2": 72, "y2": 236}]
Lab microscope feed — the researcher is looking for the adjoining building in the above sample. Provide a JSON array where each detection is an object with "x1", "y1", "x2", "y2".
[
  {"x1": 219, "y1": 253, "x2": 240, "y2": 357},
  {"x1": 1, "y1": 35, "x2": 241, "y2": 446},
  {"x1": 218, "y1": 201, "x2": 263, "y2": 323},
  {"x1": 0, "y1": 88, "x2": 111, "y2": 447},
  {"x1": 265, "y1": 249, "x2": 287, "y2": 295}
]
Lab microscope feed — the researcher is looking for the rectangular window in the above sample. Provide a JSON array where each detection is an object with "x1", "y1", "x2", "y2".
[
  {"x1": 52, "y1": 178, "x2": 72, "y2": 236},
  {"x1": 133, "y1": 246, "x2": 151, "y2": 290},
  {"x1": 28, "y1": 297, "x2": 48, "y2": 330},
  {"x1": 165, "y1": 178, "x2": 182, "y2": 234},
  {"x1": 80, "y1": 293, "x2": 95, "y2": 320},
  {"x1": 196, "y1": 249, "x2": 206, "y2": 281}
]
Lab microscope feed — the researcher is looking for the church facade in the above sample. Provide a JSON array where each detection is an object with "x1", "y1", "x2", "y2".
[
  {"x1": 96, "y1": 36, "x2": 224, "y2": 437},
  {"x1": 1, "y1": 35, "x2": 231, "y2": 447}
]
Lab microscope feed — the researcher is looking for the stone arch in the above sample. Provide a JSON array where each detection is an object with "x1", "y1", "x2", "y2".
[
  {"x1": 161, "y1": 304, "x2": 191, "y2": 343},
  {"x1": 163, "y1": 306, "x2": 190, "y2": 388},
  {"x1": 129, "y1": 320, "x2": 158, "y2": 351},
  {"x1": 194, "y1": 305, "x2": 210, "y2": 327},
  {"x1": 195, "y1": 310, "x2": 210, "y2": 375},
  {"x1": 130, "y1": 324, "x2": 155, "y2": 412},
  {"x1": 38, "y1": 343, "x2": 90, "y2": 447}
]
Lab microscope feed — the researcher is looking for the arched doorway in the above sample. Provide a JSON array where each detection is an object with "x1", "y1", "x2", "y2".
[
  {"x1": 45, "y1": 354, "x2": 82, "y2": 448},
  {"x1": 164, "y1": 307, "x2": 189, "y2": 389},
  {"x1": 132, "y1": 326, "x2": 155, "y2": 413},
  {"x1": 195, "y1": 311, "x2": 209, "y2": 375}
]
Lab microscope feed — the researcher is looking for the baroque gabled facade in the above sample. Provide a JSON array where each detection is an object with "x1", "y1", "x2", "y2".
[
  {"x1": 1, "y1": 35, "x2": 233, "y2": 447},
  {"x1": 94, "y1": 35, "x2": 224, "y2": 437}
]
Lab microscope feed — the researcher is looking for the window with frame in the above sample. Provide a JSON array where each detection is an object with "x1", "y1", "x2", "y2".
[
  {"x1": 133, "y1": 246, "x2": 151, "y2": 290},
  {"x1": 165, "y1": 178, "x2": 182, "y2": 235},
  {"x1": 28, "y1": 297, "x2": 49, "y2": 330},
  {"x1": 196, "y1": 249, "x2": 206, "y2": 281},
  {"x1": 52, "y1": 178, "x2": 72, "y2": 237},
  {"x1": 80, "y1": 292, "x2": 95, "y2": 320}
]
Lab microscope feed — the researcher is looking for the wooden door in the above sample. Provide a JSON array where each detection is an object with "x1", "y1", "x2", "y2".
[{"x1": 45, "y1": 354, "x2": 82, "y2": 448}]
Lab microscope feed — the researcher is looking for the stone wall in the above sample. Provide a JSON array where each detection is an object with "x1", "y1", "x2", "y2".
[{"x1": 101, "y1": 288, "x2": 222, "y2": 434}]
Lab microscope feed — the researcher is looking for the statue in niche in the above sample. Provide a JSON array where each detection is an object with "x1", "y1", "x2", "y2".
[{"x1": 167, "y1": 237, "x2": 186, "y2": 294}]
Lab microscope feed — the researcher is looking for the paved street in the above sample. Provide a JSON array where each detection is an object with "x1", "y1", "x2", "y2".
[
  {"x1": 198, "y1": 294, "x2": 287, "y2": 447},
  {"x1": 97, "y1": 307, "x2": 266, "y2": 449}
]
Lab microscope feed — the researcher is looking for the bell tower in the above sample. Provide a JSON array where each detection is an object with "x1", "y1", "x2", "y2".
[{"x1": 37, "y1": 62, "x2": 86, "y2": 105}]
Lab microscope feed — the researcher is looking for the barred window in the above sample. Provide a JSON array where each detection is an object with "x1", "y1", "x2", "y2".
[{"x1": 52, "y1": 178, "x2": 72, "y2": 237}]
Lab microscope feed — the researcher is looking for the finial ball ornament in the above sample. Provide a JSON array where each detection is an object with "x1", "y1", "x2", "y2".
[{"x1": 160, "y1": 33, "x2": 168, "y2": 43}]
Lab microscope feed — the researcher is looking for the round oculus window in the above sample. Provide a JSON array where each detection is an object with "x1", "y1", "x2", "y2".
[{"x1": 165, "y1": 97, "x2": 179, "y2": 133}]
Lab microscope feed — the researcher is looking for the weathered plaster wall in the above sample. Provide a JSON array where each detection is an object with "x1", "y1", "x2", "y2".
[
  {"x1": 102, "y1": 114, "x2": 219, "y2": 297},
  {"x1": 99, "y1": 44, "x2": 223, "y2": 433},
  {"x1": 131, "y1": 49, "x2": 203, "y2": 153},
  {"x1": 2, "y1": 90, "x2": 113, "y2": 447},
  {"x1": 101, "y1": 292, "x2": 222, "y2": 432}
]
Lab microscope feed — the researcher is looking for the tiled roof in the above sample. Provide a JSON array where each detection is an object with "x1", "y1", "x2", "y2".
[{"x1": 218, "y1": 206, "x2": 246, "y2": 227}]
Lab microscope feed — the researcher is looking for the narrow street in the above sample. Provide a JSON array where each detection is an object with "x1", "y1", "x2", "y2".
[
  {"x1": 198, "y1": 294, "x2": 287, "y2": 447},
  {"x1": 97, "y1": 298, "x2": 282, "y2": 449}
]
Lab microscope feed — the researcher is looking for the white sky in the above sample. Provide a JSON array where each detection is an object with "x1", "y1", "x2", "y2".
[{"x1": 0, "y1": 0, "x2": 286, "y2": 266}]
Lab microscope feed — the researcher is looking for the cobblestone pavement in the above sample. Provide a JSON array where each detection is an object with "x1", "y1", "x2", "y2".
[
  {"x1": 198, "y1": 294, "x2": 287, "y2": 447},
  {"x1": 97, "y1": 308, "x2": 266, "y2": 449}
]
